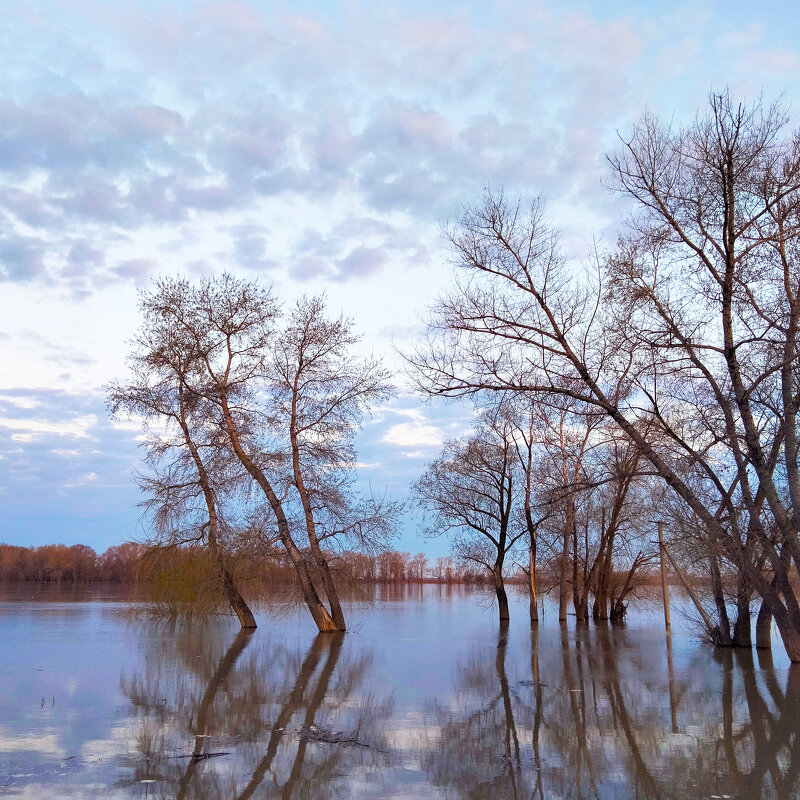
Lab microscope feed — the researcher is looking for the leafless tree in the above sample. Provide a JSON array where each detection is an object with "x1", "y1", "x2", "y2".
[
  {"x1": 408, "y1": 92, "x2": 800, "y2": 660},
  {"x1": 270, "y1": 295, "x2": 398, "y2": 629},
  {"x1": 497, "y1": 392, "x2": 653, "y2": 624},
  {"x1": 413, "y1": 414, "x2": 525, "y2": 621},
  {"x1": 116, "y1": 275, "x2": 396, "y2": 634},
  {"x1": 108, "y1": 298, "x2": 257, "y2": 628}
]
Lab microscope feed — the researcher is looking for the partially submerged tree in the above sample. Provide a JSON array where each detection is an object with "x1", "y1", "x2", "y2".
[
  {"x1": 413, "y1": 415, "x2": 525, "y2": 621},
  {"x1": 270, "y1": 295, "x2": 396, "y2": 630},
  {"x1": 114, "y1": 275, "x2": 396, "y2": 633},
  {"x1": 499, "y1": 397, "x2": 545, "y2": 622},
  {"x1": 109, "y1": 305, "x2": 257, "y2": 628},
  {"x1": 408, "y1": 91, "x2": 800, "y2": 660},
  {"x1": 498, "y1": 393, "x2": 654, "y2": 624}
]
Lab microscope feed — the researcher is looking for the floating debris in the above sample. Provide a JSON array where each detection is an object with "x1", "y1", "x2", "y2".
[
  {"x1": 174, "y1": 752, "x2": 230, "y2": 761},
  {"x1": 297, "y1": 724, "x2": 372, "y2": 748}
]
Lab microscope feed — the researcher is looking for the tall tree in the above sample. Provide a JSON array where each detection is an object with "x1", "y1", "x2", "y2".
[
  {"x1": 409, "y1": 92, "x2": 800, "y2": 660},
  {"x1": 270, "y1": 296, "x2": 396, "y2": 630},
  {"x1": 109, "y1": 303, "x2": 257, "y2": 628},
  {"x1": 117, "y1": 276, "x2": 396, "y2": 633}
]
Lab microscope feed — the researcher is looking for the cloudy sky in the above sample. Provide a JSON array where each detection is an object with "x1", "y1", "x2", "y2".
[{"x1": 1, "y1": 0, "x2": 798, "y2": 554}]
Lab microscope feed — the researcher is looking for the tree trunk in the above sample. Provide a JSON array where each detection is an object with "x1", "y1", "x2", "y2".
[
  {"x1": 177, "y1": 387, "x2": 257, "y2": 630},
  {"x1": 593, "y1": 509, "x2": 611, "y2": 621},
  {"x1": 767, "y1": 587, "x2": 800, "y2": 662},
  {"x1": 220, "y1": 397, "x2": 337, "y2": 633},
  {"x1": 709, "y1": 555, "x2": 733, "y2": 646},
  {"x1": 756, "y1": 599, "x2": 772, "y2": 649},
  {"x1": 572, "y1": 520, "x2": 581, "y2": 616},
  {"x1": 289, "y1": 397, "x2": 346, "y2": 632},
  {"x1": 494, "y1": 564, "x2": 510, "y2": 622},
  {"x1": 525, "y1": 505, "x2": 538, "y2": 623},
  {"x1": 308, "y1": 536, "x2": 346, "y2": 631},
  {"x1": 219, "y1": 565, "x2": 257, "y2": 629},
  {"x1": 575, "y1": 594, "x2": 589, "y2": 621},
  {"x1": 732, "y1": 572, "x2": 752, "y2": 648},
  {"x1": 662, "y1": 542, "x2": 728, "y2": 645},
  {"x1": 528, "y1": 546, "x2": 538, "y2": 622},
  {"x1": 774, "y1": 614, "x2": 800, "y2": 662},
  {"x1": 558, "y1": 526, "x2": 569, "y2": 621}
]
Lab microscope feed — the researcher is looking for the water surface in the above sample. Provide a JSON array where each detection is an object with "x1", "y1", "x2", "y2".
[{"x1": 0, "y1": 584, "x2": 797, "y2": 798}]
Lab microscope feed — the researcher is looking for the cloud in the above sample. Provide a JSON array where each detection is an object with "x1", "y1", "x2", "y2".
[
  {"x1": 0, "y1": 0, "x2": 792, "y2": 296},
  {"x1": 333, "y1": 246, "x2": 387, "y2": 281},
  {"x1": 382, "y1": 421, "x2": 443, "y2": 447},
  {"x1": 378, "y1": 407, "x2": 448, "y2": 448},
  {"x1": 0, "y1": 227, "x2": 47, "y2": 281},
  {"x1": 113, "y1": 257, "x2": 158, "y2": 283},
  {"x1": 0, "y1": 413, "x2": 98, "y2": 441},
  {"x1": 229, "y1": 224, "x2": 279, "y2": 273},
  {"x1": 290, "y1": 255, "x2": 331, "y2": 282},
  {"x1": 288, "y1": 217, "x2": 430, "y2": 285},
  {"x1": 0, "y1": 388, "x2": 141, "y2": 546},
  {"x1": 0, "y1": 4, "x2": 630, "y2": 290}
]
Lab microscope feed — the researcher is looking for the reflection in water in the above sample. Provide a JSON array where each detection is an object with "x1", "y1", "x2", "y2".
[
  {"x1": 2, "y1": 588, "x2": 800, "y2": 798},
  {"x1": 120, "y1": 627, "x2": 391, "y2": 798},
  {"x1": 422, "y1": 624, "x2": 800, "y2": 800}
]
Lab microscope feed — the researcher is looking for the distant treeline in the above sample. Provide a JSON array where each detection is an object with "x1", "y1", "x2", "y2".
[
  {"x1": 0, "y1": 543, "x2": 143, "y2": 584},
  {"x1": 0, "y1": 543, "x2": 494, "y2": 586}
]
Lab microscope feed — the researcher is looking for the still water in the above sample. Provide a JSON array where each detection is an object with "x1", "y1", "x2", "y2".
[{"x1": 0, "y1": 583, "x2": 797, "y2": 799}]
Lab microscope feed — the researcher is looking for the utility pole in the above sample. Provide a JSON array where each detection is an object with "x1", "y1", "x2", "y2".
[{"x1": 658, "y1": 521, "x2": 671, "y2": 629}]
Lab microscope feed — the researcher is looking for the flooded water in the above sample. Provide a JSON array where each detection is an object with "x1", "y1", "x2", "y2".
[{"x1": 0, "y1": 583, "x2": 797, "y2": 799}]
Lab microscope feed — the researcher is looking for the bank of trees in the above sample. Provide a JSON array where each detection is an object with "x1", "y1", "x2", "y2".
[
  {"x1": 0, "y1": 543, "x2": 492, "y2": 587},
  {"x1": 414, "y1": 400, "x2": 658, "y2": 624},
  {"x1": 414, "y1": 413, "x2": 525, "y2": 621},
  {"x1": 0, "y1": 542, "x2": 143, "y2": 583},
  {"x1": 110, "y1": 277, "x2": 399, "y2": 632},
  {"x1": 408, "y1": 91, "x2": 800, "y2": 661}
]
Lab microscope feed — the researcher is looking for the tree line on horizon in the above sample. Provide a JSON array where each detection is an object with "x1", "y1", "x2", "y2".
[
  {"x1": 0, "y1": 543, "x2": 500, "y2": 586},
  {"x1": 96, "y1": 89, "x2": 800, "y2": 663}
]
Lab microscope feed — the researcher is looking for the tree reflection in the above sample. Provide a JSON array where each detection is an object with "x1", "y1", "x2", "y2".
[
  {"x1": 423, "y1": 626, "x2": 800, "y2": 800},
  {"x1": 421, "y1": 621, "x2": 527, "y2": 799},
  {"x1": 119, "y1": 625, "x2": 390, "y2": 798}
]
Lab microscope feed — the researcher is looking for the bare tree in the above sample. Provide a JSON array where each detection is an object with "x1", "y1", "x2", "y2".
[
  {"x1": 603, "y1": 91, "x2": 800, "y2": 649},
  {"x1": 495, "y1": 393, "x2": 598, "y2": 621},
  {"x1": 270, "y1": 295, "x2": 397, "y2": 630},
  {"x1": 495, "y1": 395, "x2": 548, "y2": 622},
  {"x1": 408, "y1": 92, "x2": 800, "y2": 660},
  {"x1": 109, "y1": 301, "x2": 257, "y2": 628},
  {"x1": 498, "y1": 392, "x2": 653, "y2": 624},
  {"x1": 413, "y1": 415, "x2": 525, "y2": 622},
  {"x1": 588, "y1": 436, "x2": 652, "y2": 622},
  {"x1": 122, "y1": 275, "x2": 395, "y2": 634}
]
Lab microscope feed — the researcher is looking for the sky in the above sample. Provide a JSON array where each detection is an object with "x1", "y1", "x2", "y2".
[{"x1": 1, "y1": 0, "x2": 799, "y2": 556}]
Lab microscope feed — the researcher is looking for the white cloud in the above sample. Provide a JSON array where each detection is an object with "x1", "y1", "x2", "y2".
[
  {"x1": 0, "y1": 414, "x2": 98, "y2": 440},
  {"x1": 382, "y1": 421, "x2": 443, "y2": 448}
]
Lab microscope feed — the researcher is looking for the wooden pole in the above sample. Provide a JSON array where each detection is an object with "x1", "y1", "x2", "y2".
[
  {"x1": 658, "y1": 521, "x2": 671, "y2": 629},
  {"x1": 665, "y1": 632, "x2": 678, "y2": 733}
]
